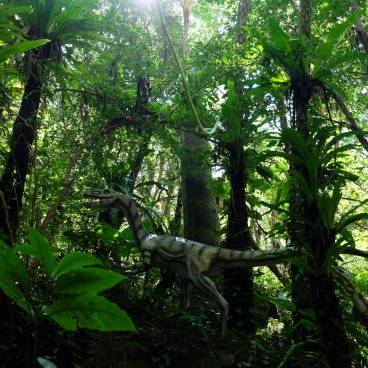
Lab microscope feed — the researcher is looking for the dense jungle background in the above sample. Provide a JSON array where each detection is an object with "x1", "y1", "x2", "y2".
[{"x1": 0, "y1": 0, "x2": 368, "y2": 367}]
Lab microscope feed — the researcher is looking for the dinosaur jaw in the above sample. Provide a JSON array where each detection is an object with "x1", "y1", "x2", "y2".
[{"x1": 83, "y1": 190, "x2": 115, "y2": 208}]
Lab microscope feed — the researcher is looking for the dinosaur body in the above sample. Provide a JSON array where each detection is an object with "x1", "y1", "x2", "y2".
[{"x1": 84, "y1": 189, "x2": 295, "y2": 338}]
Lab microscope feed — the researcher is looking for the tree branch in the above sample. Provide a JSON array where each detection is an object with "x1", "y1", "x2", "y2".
[
  {"x1": 0, "y1": 190, "x2": 14, "y2": 246},
  {"x1": 40, "y1": 146, "x2": 84, "y2": 234},
  {"x1": 332, "y1": 93, "x2": 368, "y2": 153},
  {"x1": 342, "y1": 247, "x2": 368, "y2": 259}
]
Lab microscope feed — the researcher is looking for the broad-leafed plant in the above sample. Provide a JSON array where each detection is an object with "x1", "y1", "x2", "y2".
[{"x1": 0, "y1": 228, "x2": 135, "y2": 335}]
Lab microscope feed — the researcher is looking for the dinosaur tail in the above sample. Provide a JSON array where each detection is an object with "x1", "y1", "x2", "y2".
[{"x1": 218, "y1": 247, "x2": 295, "y2": 268}]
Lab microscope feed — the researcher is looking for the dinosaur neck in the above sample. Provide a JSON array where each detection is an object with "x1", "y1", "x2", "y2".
[{"x1": 116, "y1": 195, "x2": 149, "y2": 246}]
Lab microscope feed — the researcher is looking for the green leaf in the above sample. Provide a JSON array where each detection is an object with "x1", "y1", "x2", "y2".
[
  {"x1": 0, "y1": 5, "x2": 32, "y2": 20},
  {"x1": 292, "y1": 171, "x2": 314, "y2": 203},
  {"x1": 268, "y1": 19, "x2": 292, "y2": 52},
  {"x1": 320, "y1": 144, "x2": 357, "y2": 166},
  {"x1": 314, "y1": 12, "x2": 363, "y2": 72},
  {"x1": 339, "y1": 228, "x2": 355, "y2": 247},
  {"x1": 0, "y1": 241, "x2": 30, "y2": 290},
  {"x1": 324, "y1": 244, "x2": 339, "y2": 271},
  {"x1": 330, "y1": 182, "x2": 342, "y2": 225},
  {"x1": 0, "y1": 271, "x2": 32, "y2": 313},
  {"x1": 52, "y1": 268, "x2": 124, "y2": 295},
  {"x1": 13, "y1": 244, "x2": 37, "y2": 256},
  {"x1": 336, "y1": 213, "x2": 368, "y2": 233},
  {"x1": 0, "y1": 39, "x2": 50, "y2": 63},
  {"x1": 321, "y1": 79, "x2": 348, "y2": 100},
  {"x1": 323, "y1": 51, "x2": 366, "y2": 71},
  {"x1": 259, "y1": 200, "x2": 289, "y2": 215},
  {"x1": 271, "y1": 296, "x2": 296, "y2": 312},
  {"x1": 44, "y1": 294, "x2": 136, "y2": 332},
  {"x1": 324, "y1": 130, "x2": 366, "y2": 154},
  {"x1": 37, "y1": 357, "x2": 57, "y2": 368},
  {"x1": 281, "y1": 128, "x2": 309, "y2": 161},
  {"x1": 258, "y1": 150, "x2": 303, "y2": 166},
  {"x1": 263, "y1": 42, "x2": 295, "y2": 77},
  {"x1": 27, "y1": 229, "x2": 56, "y2": 279},
  {"x1": 53, "y1": 252, "x2": 103, "y2": 278},
  {"x1": 0, "y1": 66, "x2": 19, "y2": 76}
]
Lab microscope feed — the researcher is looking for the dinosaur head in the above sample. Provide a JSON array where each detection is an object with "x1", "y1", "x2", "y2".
[
  {"x1": 83, "y1": 189, "x2": 133, "y2": 213},
  {"x1": 83, "y1": 189, "x2": 119, "y2": 208}
]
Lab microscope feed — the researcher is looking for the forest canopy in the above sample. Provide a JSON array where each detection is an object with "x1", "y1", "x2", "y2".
[{"x1": 0, "y1": 0, "x2": 367, "y2": 367}]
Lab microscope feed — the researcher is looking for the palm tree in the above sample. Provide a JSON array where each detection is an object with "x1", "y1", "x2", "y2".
[{"x1": 0, "y1": 0, "x2": 101, "y2": 242}]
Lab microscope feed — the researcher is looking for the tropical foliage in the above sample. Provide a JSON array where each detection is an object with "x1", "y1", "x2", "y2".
[{"x1": 0, "y1": 0, "x2": 367, "y2": 367}]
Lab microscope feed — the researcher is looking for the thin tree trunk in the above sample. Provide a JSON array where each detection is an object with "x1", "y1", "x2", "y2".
[
  {"x1": 40, "y1": 145, "x2": 84, "y2": 233},
  {"x1": 236, "y1": 0, "x2": 250, "y2": 44},
  {"x1": 333, "y1": 93, "x2": 368, "y2": 153},
  {"x1": 351, "y1": 0, "x2": 368, "y2": 54},
  {"x1": 128, "y1": 134, "x2": 151, "y2": 193},
  {"x1": 299, "y1": 0, "x2": 312, "y2": 39},
  {"x1": 0, "y1": 44, "x2": 51, "y2": 241},
  {"x1": 223, "y1": 144, "x2": 255, "y2": 333},
  {"x1": 182, "y1": 0, "x2": 191, "y2": 58},
  {"x1": 222, "y1": 0, "x2": 255, "y2": 334},
  {"x1": 307, "y1": 211, "x2": 351, "y2": 367}
]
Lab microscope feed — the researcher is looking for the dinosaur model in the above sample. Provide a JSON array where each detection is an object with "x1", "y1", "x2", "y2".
[{"x1": 84, "y1": 189, "x2": 296, "y2": 338}]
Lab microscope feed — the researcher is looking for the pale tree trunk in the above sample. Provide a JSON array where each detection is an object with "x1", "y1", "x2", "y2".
[
  {"x1": 236, "y1": 0, "x2": 250, "y2": 44},
  {"x1": 180, "y1": 0, "x2": 220, "y2": 246},
  {"x1": 181, "y1": 133, "x2": 220, "y2": 245}
]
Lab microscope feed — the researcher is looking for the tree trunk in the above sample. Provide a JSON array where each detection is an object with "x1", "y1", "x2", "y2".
[
  {"x1": 236, "y1": 0, "x2": 250, "y2": 44},
  {"x1": 351, "y1": 0, "x2": 368, "y2": 54},
  {"x1": 307, "y1": 203, "x2": 351, "y2": 366},
  {"x1": 289, "y1": 75, "x2": 313, "y2": 336},
  {"x1": 222, "y1": 0, "x2": 255, "y2": 334},
  {"x1": 181, "y1": 133, "x2": 220, "y2": 245},
  {"x1": 223, "y1": 143, "x2": 255, "y2": 333},
  {"x1": 286, "y1": 2, "x2": 352, "y2": 365},
  {"x1": 180, "y1": 1, "x2": 220, "y2": 246},
  {"x1": 0, "y1": 44, "x2": 51, "y2": 242},
  {"x1": 311, "y1": 267, "x2": 351, "y2": 366},
  {"x1": 299, "y1": 0, "x2": 312, "y2": 39},
  {"x1": 333, "y1": 93, "x2": 368, "y2": 153}
]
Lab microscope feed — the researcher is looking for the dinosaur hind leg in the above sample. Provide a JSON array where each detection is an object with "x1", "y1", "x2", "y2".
[
  {"x1": 179, "y1": 278, "x2": 193, "y2": 310},
  {"x1": 192, "y1": 275, "x2": 229, "y2": 339}
]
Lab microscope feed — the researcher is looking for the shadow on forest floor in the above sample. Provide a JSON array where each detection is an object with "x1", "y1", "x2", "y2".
[{"x1": 2, "y1": 287, "x2": 325, "y2": 367}]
